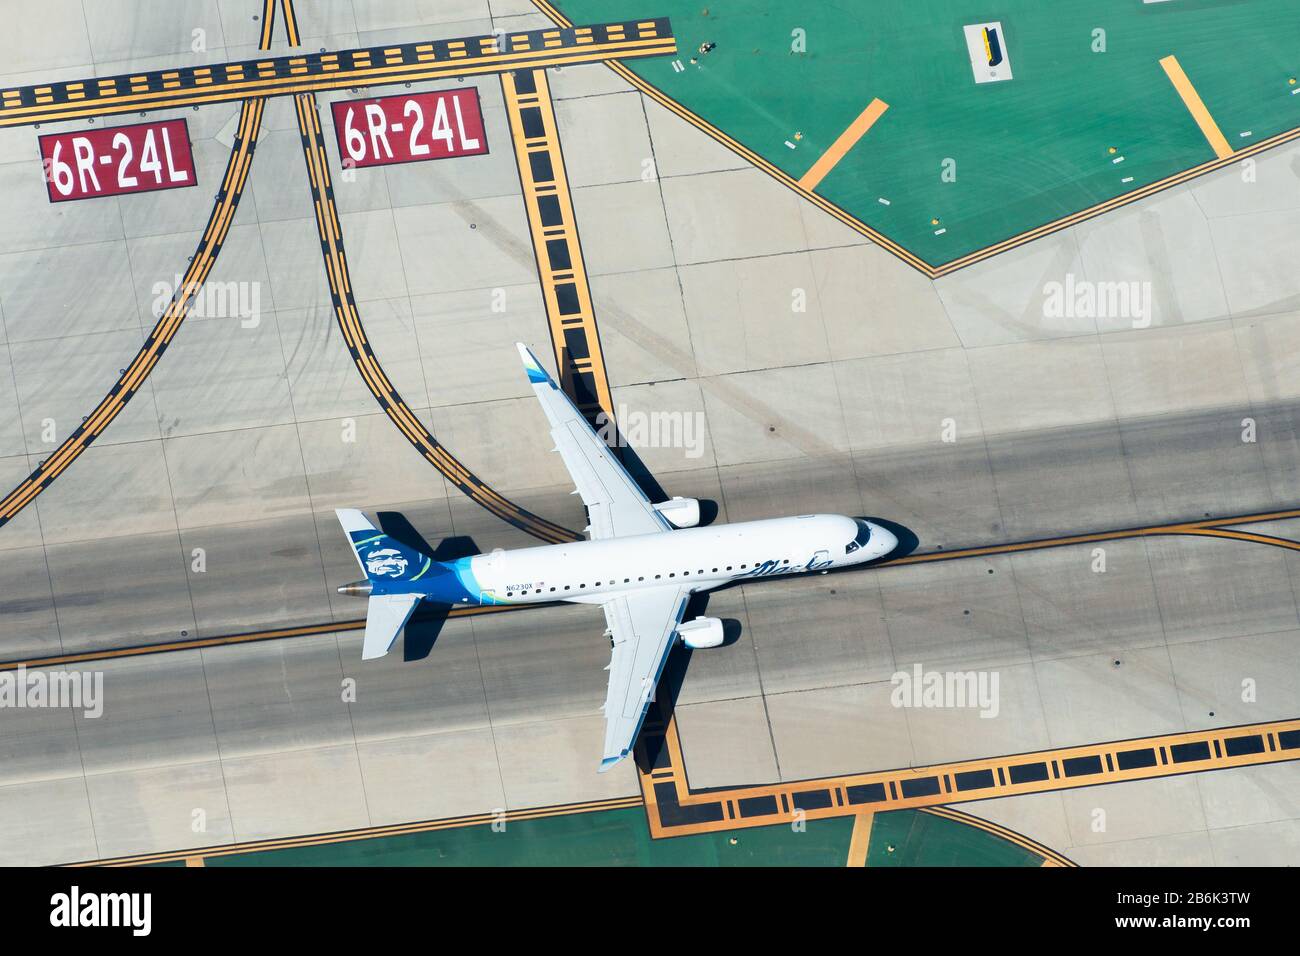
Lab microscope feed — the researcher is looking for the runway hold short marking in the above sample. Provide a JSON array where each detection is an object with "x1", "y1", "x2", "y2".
[{"x1": 964, "y1": 22, "x2": 1013, "y2": 84}]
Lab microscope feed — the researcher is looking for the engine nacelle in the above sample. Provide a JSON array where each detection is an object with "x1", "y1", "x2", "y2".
[
  {"x1": 654, "y1": 496, "x2": 700, "y2": 529},
  {"x1": 677, "y1": 616, "x2": 724, "y2": 649}
]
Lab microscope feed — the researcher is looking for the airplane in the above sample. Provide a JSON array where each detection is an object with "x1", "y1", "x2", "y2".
[{"x1": 334, "y1": 343, "x2": 899, "y2": 772}]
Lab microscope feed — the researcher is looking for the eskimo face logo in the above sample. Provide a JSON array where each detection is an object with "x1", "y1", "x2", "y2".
[{"x1": 365, "y1": 548, "x2": 408, "y2": 578}]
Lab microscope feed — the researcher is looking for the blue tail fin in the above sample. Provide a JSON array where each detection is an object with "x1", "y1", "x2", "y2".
[{"x1": 336, "y1": 509, "x2": 436, "y2": 587}]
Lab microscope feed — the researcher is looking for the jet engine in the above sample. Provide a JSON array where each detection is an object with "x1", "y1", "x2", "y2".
[
  {"x1": 676, "y1": 616, "x2": 724, "y2": 649},
  {"x1": 654, "y1": 496, "x2": 701, "y2": 529}
]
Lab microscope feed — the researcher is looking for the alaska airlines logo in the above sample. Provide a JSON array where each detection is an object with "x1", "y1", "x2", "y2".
[
  {"x1": 364, "y1": 547, "x2": 408, "y2": 578},
  {"x1": 740, "y1": 555, "x2": 833, "y2": 579}
]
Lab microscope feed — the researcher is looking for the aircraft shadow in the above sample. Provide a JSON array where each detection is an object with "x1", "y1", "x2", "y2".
[
  {"x1": 863, "y1": 515, "x2": 920, "y2": 561},
  {"x1": 604, "y1": 423, "x2": 720, "y2": 526},
  {"x1": 636, "y1": 592, "x2": 741, "y2": 773},
  {"x1": 376, "y1": 511, "x2": 482, "y2": 562}
]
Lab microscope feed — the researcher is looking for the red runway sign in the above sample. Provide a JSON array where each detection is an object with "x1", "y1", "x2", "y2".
[
  {"x1": 330, "y1": 89, "x2": 489, "y2": 169},
  {"x1": 38, "y1": 119, "x2": 195, "y2": 202}
]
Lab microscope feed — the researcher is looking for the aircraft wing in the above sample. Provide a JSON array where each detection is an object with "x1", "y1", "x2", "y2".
[
  {"x1": 597, "y1": 584, "x2": 691, "y2": 772},
  {"x1": 517, "y1": 343, "x2": 671, "y2": 540}
]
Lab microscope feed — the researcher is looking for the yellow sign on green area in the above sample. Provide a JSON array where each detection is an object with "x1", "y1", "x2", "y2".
[
  {"x1": 868, "y1": 810, "x2": 1045, "y2": 867},
  {"x1": 552, "y1": 0, "x2": 1300, "y2": 269}
]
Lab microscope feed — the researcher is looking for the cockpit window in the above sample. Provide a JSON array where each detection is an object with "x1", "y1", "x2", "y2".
[{"x1": 845, "y1": 519, "x2": 872, "y2": 554}]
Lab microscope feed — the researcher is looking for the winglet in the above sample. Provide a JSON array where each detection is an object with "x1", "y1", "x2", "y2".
[
  {"x1": 515, "y1": 342, "x2": 552, "y2": 386},
  {"x1": 598, "y1": 751, "x2": 628, "y2": 774}
]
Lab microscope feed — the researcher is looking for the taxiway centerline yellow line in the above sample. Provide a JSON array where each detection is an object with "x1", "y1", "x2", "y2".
[
  {"x1": 921, "y1": 806, "x2": 1076, "y2": 866},
  {"x1": 7, "y1": 500, "x2": 1297, "y2": 683},
  {"x1": 77, "y1": 795, "x2": 644, "y2": 866},
  {"x1": 258, "y1": 0, "x2": 276, "y2": 51},
  {"x1": 931, "y1": 127, "x2": 1300, "y2": 275},
  {"x1": 1172, "y1": 527, "x2": 1300, "y2": 551},
  {"x1": 292, "y1": 93, "x2": 578, "y2": 545},
  {"x1": 280, "y1": 0, "x2": 300, "y2": 48},
  {"x1": 0, "y1": 97, "x2": 267, "y2": 527},
  {"x1": 0, "y1": 603, "x2": 537, "y2": 673},
  {"x1": 885, "y1": 511, "x2": 1300, "y2": 567}
]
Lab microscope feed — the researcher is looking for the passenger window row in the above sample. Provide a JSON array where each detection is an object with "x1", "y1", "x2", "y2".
[{"x1": 504, "y1": 558, "x2": 793, "y2": 596}]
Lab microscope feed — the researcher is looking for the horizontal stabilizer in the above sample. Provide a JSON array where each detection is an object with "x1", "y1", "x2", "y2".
[{"x1": 363, "y1": 593, "x2": 422, "y2": 660}]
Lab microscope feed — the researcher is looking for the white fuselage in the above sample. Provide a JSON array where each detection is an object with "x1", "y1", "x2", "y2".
[{"x1": 466, "y1": 514, "x2": 897, "y2": 605}]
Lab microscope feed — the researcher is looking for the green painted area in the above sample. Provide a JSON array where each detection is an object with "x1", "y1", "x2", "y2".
[
  {"x1": 867, "y1": 810, "x2": 1044, "y2": 867},
  {"x1": 557, "y1": 0, "x2": 1300, "y2": 266},
  {"x1": 205, "y1": 807, "x2": 857, "y2": 866}
]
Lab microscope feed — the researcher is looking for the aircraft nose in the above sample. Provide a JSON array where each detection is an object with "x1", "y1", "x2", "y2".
[{"x1": 868, "y1": 522, "x2": 898, "y2": 559}]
